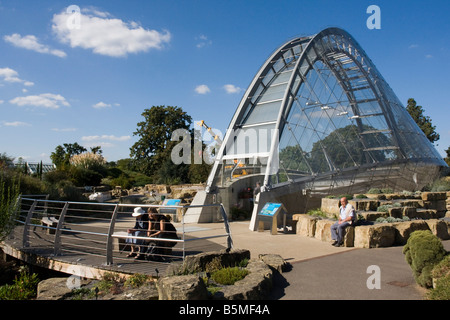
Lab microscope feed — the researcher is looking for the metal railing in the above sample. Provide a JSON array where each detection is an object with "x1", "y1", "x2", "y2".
[{"x1": 11, "y1": 195, "x2": 233, "y2": 268}]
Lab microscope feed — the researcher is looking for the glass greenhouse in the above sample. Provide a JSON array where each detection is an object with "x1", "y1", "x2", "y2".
[{"x1": 194, "y1": 28, "x2": 447, "y2": 223}]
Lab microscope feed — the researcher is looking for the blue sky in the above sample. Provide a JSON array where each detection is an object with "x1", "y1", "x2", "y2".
[{"x1": 1, "y1": 0, "x2": 449, "y2": 164}]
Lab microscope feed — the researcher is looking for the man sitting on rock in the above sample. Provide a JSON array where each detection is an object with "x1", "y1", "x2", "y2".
[{"x1": 330, "y1": 197, "x2": 356, "y2": 247}]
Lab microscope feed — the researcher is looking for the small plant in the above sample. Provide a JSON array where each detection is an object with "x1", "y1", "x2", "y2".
[
  {"x1": 367, "y1": 188, "x2": 381, "y2": 194},
  {"x1": 355, "y1": 194, "x2": 368, "y2": 199},
  {"x1": 0, "y1": 266, "x2": 39, "y2": 300},
  {"x1": 306, "y1": 208, "x2": 328, "y2": 219},
  {"x1": 124, "y1": 273, "x2": 150, "y2": 288},
  {"x1": 94, "y1": 272, "x2": 125, "y2": 295},
  {"x1": 211, "y1": 267, "x2": 249, "y2": 286},
  {"x1": 377, "y1": 204, "x2": 392, "y2": 213},
  {"x1": 205, "y1": 257, "x2": 224, "y2": 273}
]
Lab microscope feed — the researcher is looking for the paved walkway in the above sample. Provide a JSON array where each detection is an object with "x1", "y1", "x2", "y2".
[{"x1": 226, "y1": 221, "x2": 450, "y2": 300}]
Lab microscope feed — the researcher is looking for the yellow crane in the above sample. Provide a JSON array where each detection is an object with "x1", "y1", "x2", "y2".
[{"x1": 197, "y1": 120, "x2": 222, "y2": 144}]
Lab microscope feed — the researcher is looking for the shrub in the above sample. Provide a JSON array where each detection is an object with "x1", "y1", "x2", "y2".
[
  {"x1": 355, "y1": 194, "x2": 368, "y2": 199},
  {"x1": 306, "y1": 208, "x2": 328, "y2": 219},
  {"x1": 211, "y1": 267, "x2": 249, "y2": 285},
  {"x1": 377, "y1": 204, "x2": 392, "y2": 213},
  {"x1": 403, "y1": 230, "x2": 447, "y2": 288},
  {"x1": 0, "y1": 266, "x2": 39, "y2": 300},
  {"x1": 367, "y1": 188, "x2": 381, "y2": 194},
  {"x1": 427, "y1": 274, "x2": 450, "y2": 300}
]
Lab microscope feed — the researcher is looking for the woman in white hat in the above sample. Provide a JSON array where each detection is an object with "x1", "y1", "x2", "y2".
[{"x1": 126, "y1": 207, "x2": 149, "y2": 259}]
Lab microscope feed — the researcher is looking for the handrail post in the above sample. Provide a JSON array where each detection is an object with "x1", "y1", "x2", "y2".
[
  {"x1": 22, "y1": 200, "x2": 37, "y2": 248},
  {"x1": 219, "y1": 204, "x2": 233, "y2": 250},
  {"x1": 181, "y1": 207, "x2": 186, "y2": 261},
  {"x1": 54, "y1": 202, "x2": 69, "y2": 256},
  {"x1": 106, "y1": 204, "x2": 119, "y2": 265}
]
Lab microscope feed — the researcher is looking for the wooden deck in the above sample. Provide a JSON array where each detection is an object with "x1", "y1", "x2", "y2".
[{"x1": 2, "y1": 221, "x2": 227, "y2": 279}]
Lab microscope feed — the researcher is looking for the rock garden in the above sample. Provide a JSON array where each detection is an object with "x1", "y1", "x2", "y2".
[{"x1": 293, "y1": 191, "x2": 450, "y2": 248}]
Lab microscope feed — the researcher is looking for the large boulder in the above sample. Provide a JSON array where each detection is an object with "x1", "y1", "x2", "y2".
[
  {"x1": 354, "y1": 224, "x2": 396, "y2": 248},
  {"x1": 214, "y1": 260, "x2": 273, "y2": 300},
  {"x1": 37, "y1": 277, "x2": 74, "y2": 300},
  {"x1": 421, "y1": 192, "x2": 447, "y2": 201},
  {"x1": 166, "y1": 249, "x2": 251, "y2": 276},
  {"x1": 392, "y1": 220, "x2": 430, "y2": 245},
  {"x1": 314, "y1": 219, "x2": 335, "y2": 242},
  {"x1": 294, "y1": 214, "x2": 318, "y2": 237},
  {"x1": 425, "y1": 219, "x2": 450, "y2": 240},
  {"x1": 157, "y1": 274, "x2": 208, "y2": 300}
]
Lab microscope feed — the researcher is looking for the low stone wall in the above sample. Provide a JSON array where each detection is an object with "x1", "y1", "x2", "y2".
[
  {"x1": 295, "y1": 191, "x2": 450, "y2": 248},
  {"x1": 293, "y1": 215, "x2": 450, "y2": 248}
]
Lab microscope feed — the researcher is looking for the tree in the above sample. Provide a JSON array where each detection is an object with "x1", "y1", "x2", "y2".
[
  {"x1": 50, "y1": 142, "x2": 87, "y2": 169},
  {"x1": 130, "y1": 106, "x2": 192, "y2": 179},
  {"x1": 406, "y1": 98, "x2": 440, "y2": 143},
  {"x1": 445, "y1": 146, "x2": 450, "y2": 167}
]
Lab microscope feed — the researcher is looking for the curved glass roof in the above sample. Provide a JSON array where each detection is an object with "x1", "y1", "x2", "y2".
[{"x1": 207, "y1": 28, "x2": 446, "y2": 194}]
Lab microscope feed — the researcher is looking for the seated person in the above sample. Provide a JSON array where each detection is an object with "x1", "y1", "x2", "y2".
[
  {"x1": 126, "y1": 207, "x2": 149, "y2": 259},
  {"x1": 330, "y1": 197, "x2": 355, "y2": 247},
  {"x1": 147, "y1": 207, "x2": 179, "y2": 252}
]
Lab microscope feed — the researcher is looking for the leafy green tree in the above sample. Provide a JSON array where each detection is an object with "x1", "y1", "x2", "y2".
[
  {"x1": 445, "y1": 146, "x2": 450, "y2": 167},
  {"x1": 406, "y1": 98, "x2": 440, "y2": 143},
  {"x1": 130, "y1": 106, "x2": 192, "y2": 179},
  {"x1": 50, "y1": 142, "x2": 87, "y2": 169}
]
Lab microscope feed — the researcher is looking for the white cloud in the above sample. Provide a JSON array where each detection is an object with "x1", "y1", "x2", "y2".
[
  {"x1": 223, "y1": 84, "x2": 242, "y2": 94},
  {"x1": 4, "y1": 33, "x2": 67, "y2": 58},
  {"x1": 196, "y1": 34, "x2": 212, "y2": 48},
  {"x1": 52, "y1": 127, "x2": 77, "y2": 132},
  {"x1": 195, "y1": 84, "x2": 211, "y2": 94},
  {"x1": 2, "y1": 121, "x2": 31, "y2": 127},
  {"x1": 0, "y1": 67, "x2": 34, "y2": 86},
  {"x1": 93, "y1": 101, "x2": 111, "y2": 109},
  {"x1": 0, "y1": 100, "x2": 4, "y2": 104},
  {"x1": 10, "y1": 93, "x2": 70, "y2": 109},
  {"x1": 0, "y1": 67, "x2": 22, "y2": 83},
  {"x1": 408, "y1": 44, "x2": 419, "y2": 49},
  {"x1": 52, "y1": 8, "x2": 171, "y2": 57},
  {"x1": 425, "y1": 54, "x2": 433, "y2": 59},
  {"x1": 81, "y1": 135, "x2": 131, "y2": 142}
]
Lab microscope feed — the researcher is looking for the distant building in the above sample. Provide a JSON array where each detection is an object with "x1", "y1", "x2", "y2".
[{"x1": 13, "y1": 162, "x2": 56, "y2": 175}]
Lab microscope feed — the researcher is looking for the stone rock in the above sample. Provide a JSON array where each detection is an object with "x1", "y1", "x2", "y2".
[
  {"x1": 294, "y1": 214, "x2": 317, "y2": 237},
  {"x1": 392, "y1": 220, "x2": 430, "y2": 245},
  {"x1": 314, "y1": 219, "x2": 335, "y2": 242},
  {"x1": 354, "y1": 200, "x2": 380, "y2": 211},
  {"x1": 360, "y1": 211, "x2": 388, "y2": 221},
  {"x1": 425, "y1": 219, "x2": 450, "y2": 240},
  {"x1": 421, "y1": 200, "x2": 447, "y2": 212},
  {"x1": 157, "y1": 274, "x2": 208, "y2": 300},
  {"x1": 320, "y1": 198, "x2": 340, "y2": 215},
  {"x1": 343, "y1": 226, "x2": 354, "y2": 247},
  {"x1": 421, "y1": 192, "x2": 447, "y2": 201},
  {"x1": 354, "y1": 224, "x2": 396, "y2": 248},
  {"x1": 166, "y1": 249, "x2": 251, "y2": 276},
  {"x1": 37, "y1": 277, "x2": 75, "y2": 300},
  {"x1": 214, "y1": 260, "x2": 272, "y2": 300},
  {"x1": 388, "y1": 207, "x2": 403, "y2": 219},
  {"x1": 102, "y1": 282, "x2": 159, "y2": 300},
  {"x1": 403, "y1": 207, "x2": 417, "y2": 219},
  {"x1": 258, "y1": 254, "x2": 287, "y2": 273}
]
